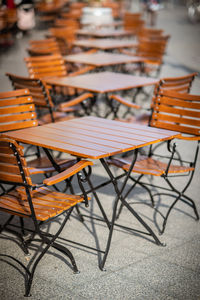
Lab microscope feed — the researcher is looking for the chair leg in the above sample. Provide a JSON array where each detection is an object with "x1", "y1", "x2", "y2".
[
  {"x1": 159, "y1": 176, "x2": 199, "y2": 234},
  {"x1": 25, "y1": 207, "x2": 78, "y2": 297},
  {"x1": 180, "y1": 194, "x2": 199, "y2": 220}
]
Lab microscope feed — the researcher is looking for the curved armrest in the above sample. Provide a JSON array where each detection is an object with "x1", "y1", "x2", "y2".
[
  {"x1": 177, "y1": 135, "x2": 200, "y2": 141},
  {"x1": 43, "y1": 160, "x2": 93, "y2": 186},
  {"x1": 68, "y1": 66, "x2": 95, "y2": 77},
  {"x1": 109, "y1": 95, "x2": 141, "y2": 109},
  {"x1": 58, "y1": 93, "x2": 94, "y2": 111},
  {"x1": 119, "y1": 47, "x2": 137, "y2": 56}
]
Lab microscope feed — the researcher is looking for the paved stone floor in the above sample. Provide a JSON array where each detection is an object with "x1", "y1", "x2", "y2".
[{"x1": 0, "y1": 3, "x2": 200, "y2": 299}]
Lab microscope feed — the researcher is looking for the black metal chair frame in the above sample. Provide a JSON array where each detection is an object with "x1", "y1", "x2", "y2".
[{"x1": 0, "y1": 138, "x2": 92, "y2": 297}]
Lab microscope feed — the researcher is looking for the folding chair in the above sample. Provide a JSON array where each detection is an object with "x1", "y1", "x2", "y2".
[
  {"x1": 47, "y1": 27, "x2": 77, "y2": 55},
  {"x1": 0, "y1": 136, "x2": 92, "y2": 296},
  {"x1": 0, "y1": 89, "x2": 79, "y2": 174},
  {"x1": 6, "y1": 73, "x2": 94, "y2": 123},
  {"x1": 26, "y1": 38, "x2": 60, "y2": 56},
  {"x1": 108, "y1": 90, "x2": 200, "y2": 234}
]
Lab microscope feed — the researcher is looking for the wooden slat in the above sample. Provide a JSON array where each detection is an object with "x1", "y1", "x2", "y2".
[
  {"x1": 4, "y1": 116, "x2": 180, "y2": 159},
  {"x1": 157, "y1": 104, "x2": 200, "y2": 118},
  {"x1": 0, "y1": 104, "x2": 35, "y2": 114},
  {"x1": 151, "y1": 119, "x2": 200, "y2": 135},
  {"x1": 153, "y1": 113, "x2": 200, "y2": 127},
  {"x1": 0, "y1": 120, "x2": 38, "y2": 132},
  {"x1": 0, "y1": 112, "x2": 37, "y2": 123},
  {"x1": 0, "y1": 89, "x2": 29, "y2": 98},
  {"x1": 0, "y1": 96, "x2": 33, "y2": 107},
  {"x1": 158, "y1": 96, "x2": 200, "y2": 109}
]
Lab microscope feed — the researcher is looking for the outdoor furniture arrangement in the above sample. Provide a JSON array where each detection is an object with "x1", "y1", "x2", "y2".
[
  {"x1": 1, "y1": 2, "x2": 199, "y2": 297},
  {"x1": 3, "y1": 116, "x2": 181, "y2": 273}
]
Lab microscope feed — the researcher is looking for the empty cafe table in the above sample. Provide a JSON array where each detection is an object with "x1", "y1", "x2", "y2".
[
  {"x1": 43, "y1": 71, "x2": 159, "y2": 117},
  {"x1": 76, "y1": 28, "x2": 133, "y2": 38},
  {"x1": 43, "y1": 71, "x2": 158, "y2": 94},
  {"x1": 64, "y1": 52, "x2": 144, "y2": 72},
  {"x1": 4, "y1": 116, "x2": 180, "y2": 270},
  {"x1": 73, "y1": 38, "x2": 137, "y2": 51}
]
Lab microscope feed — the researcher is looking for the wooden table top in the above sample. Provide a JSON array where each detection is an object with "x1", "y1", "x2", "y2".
[
  {"x1": 4, "y1": 116, "x2": 180, "y2": 159},
  {"x1": 44, "y1": 71, "x2": 159, "y2": 93},
  {"x1": 64, "y1": 52, "x2": 144, "y2": 67},
  {"x1": 76, "y1": 29, "x2": 133, "y2": 38},
  {"x1": 73, "y1": 39, "x2": 137, "y2": 50}
]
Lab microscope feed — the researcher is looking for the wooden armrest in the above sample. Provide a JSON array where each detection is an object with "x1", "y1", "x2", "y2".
[
  {"x1": 177, "y1": 135, "x2": 200, "y2": 141},
  {"x1": 119, "y1": 47, "x2": 137, "y2": 56},
  {"x1": 68, "y1": 66, "x2": 95, "y2": 77},
  {"x1": 58, "y1": 93, "x2": 94, "y2": 111},
  {"x1": 109, "y1": 95, "x2": 141, "y2": 109},
  {"x1": 43, "y1": 160, "x2": 93, "y2": 186}
]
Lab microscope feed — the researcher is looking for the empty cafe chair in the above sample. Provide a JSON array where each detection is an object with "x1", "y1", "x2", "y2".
[
  {"x1": 108, "y1": 90, "x2": 200, "y2": 234},
  {"x1": 0, "y1": 135, "x2": 93, "y2": 296}
]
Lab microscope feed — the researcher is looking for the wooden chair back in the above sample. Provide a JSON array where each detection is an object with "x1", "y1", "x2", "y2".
[
  {"x1": 48, "y1": 27, "x2": 76, "y2": 54},
  {"x1": 6, "y1": 73, "x2": 54, "y2": 109},
  {"x1": 138, "y1": 28, "x2": 170, "y2": 42},
  {"x1": 123, "y1": 12, "x2": 144, "y2": 33},
  {"x1": 54, "y1": 18, "x2": 79, "y2": 29},
  {"x1": 156, "y1": 72, "x2": 198, "y2": 94},
  {"x1": 0, "y1": 89, "x2": 38, "y2": 132},
  {"x1": 137, "y1": 39, "x2": 168, "y2": 63},
  {"x1": 0, "y1": 136, "x2": 32, "y2": 186},
  {"x1": 150, "y1": 90, "x2": 200, "y2": 136},
  {"x1": 150, "y1": 73, "x2": 198, "y2": 111},
  {"x1": 24, "y1": 54, "x2": 67, "y2": 79},
  {"x1": 27, "y1": 38, "x2": 60, "y2": 56}
]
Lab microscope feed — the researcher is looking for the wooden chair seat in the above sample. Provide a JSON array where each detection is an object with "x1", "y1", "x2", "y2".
[
  {"x1": 37, "y1": 110, "x2": 76, "y2": 125},
  {"x1": 0, "y1": 187, "x2": 84, "y2": 221},
  {"x1": 27, "y1": 157, "x2": 78, "y2": 174},
  {"x1": 107, "y1": 156, "x2": 194, "y2": 176}
]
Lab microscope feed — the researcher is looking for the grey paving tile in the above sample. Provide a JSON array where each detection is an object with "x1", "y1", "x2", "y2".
[
  {"x1": 121, "y1": 256, "x2": 200, "y2": 300},
  {"x1": 157, "y1": 235, "x2": 200, "y2": 273}
]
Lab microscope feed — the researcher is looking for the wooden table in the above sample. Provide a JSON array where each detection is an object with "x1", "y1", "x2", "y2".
[
  {"x1": 73, "y1": 38, "x2": 137, "y2": 51},
  {"x1": 4, "y1": 116, "x2": 180, "y2": 270},
  {"x1": 44, "y1": 71, "x2": 158, "y2": 94},
  {"x1": 64, "y1": 52, "x2": 144, "y2": 71},
  {"x1": 76, "y1": 28, "x2": 134, "y2": 38},
  {"x1": 44, "y1": 71, "x2": 158, "y2": 118}
]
